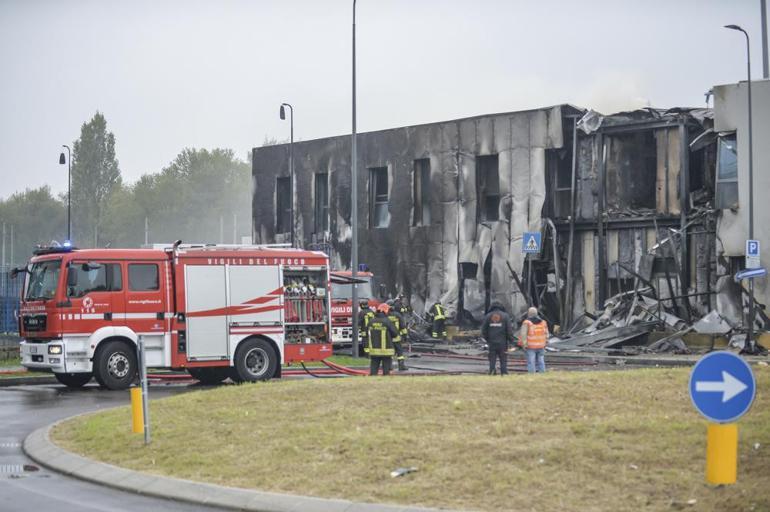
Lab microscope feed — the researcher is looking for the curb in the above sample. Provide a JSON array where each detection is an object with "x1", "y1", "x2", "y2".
[
  {"x1": 0, "y1": 375, "x2": 57, "y2": 387},
  {"x1": 24, "y1": 416, "x2": 450, "y2": 512}
]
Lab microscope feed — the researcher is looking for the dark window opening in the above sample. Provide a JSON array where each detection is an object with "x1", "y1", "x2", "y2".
[
  {"x1": 606, "y1": 131, "x2": 657, "y2": 211},
  {"x1": 67, "y1": 263, "x2": 122, "y2": 298},
  {"x1": 477, "y1": 155, "x2": 500, "y2": 222},
  {"x1": 412, "y1": 159, "x2": 431, "y2": 226},
  {"x1": 547, "y1": 147, "x2": 573, "y2": 219},
  {"x1": 460, "y1": 262, "x2": 478, "y2": 280},
  {"x1": 369, "y1": 167, "x2": 390, "y2": 228},
  {"x1": 276, "y1": 177, "x2": 291, "y2": 234},
  {"x1": 314, "y1": 173, "x2": 329, "y2": 233},
  {"x1": 128, "y1": 264, "x2": 159, "y2": 291},
  {"x1": 715, "y1": 134, "x2": 738, "y2": 210}
]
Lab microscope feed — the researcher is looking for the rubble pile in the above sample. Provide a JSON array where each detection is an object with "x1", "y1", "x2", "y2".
[{"x1": 550, "y1": 286, "x2": 768, "y2": 356}]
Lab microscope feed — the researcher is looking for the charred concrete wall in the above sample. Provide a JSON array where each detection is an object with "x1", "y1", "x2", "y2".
[{"x1": 252, "y1": 106, "x2": 575, "y2": 318}]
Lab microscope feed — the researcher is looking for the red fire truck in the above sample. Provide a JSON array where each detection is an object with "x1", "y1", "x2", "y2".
[
  {"x1": 16, "y1": 243, "x2": 332, "y2": 390},
  {"x1": 329, "y1": 270, "x2": 382, "y2": 346}
]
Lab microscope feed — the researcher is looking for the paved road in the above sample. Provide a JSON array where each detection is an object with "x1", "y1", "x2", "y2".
[{"x1": 0, "y1": 382, "x2": 225, "y2": 512}]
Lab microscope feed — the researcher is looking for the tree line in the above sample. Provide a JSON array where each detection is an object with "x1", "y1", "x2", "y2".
[{"x1": 0, "y1": 112, "x2": 252, "y2": 267}]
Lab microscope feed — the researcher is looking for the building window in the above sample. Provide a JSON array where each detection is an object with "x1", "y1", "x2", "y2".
[
  {"x1": 412, "y1": 159, "x2": 431, "y2": 226},
  {"x1": 369, "y1": 167, "x2": 390, "y2": 228},
  {"x1": 477, "y1": 155, "x2": 500, "y2": 222},
  {"x1": 605, "y1": 131, "x2": 657, "y2": 210},
  {"x1": 547, "y1": 147, "x2": 572, "y2": 219},
  {"x1": 314, "y1": 173, "x2": 329, "y2": 233},
  {"x1": 128, "y1": 264, "x2": 159, "y2": 291},
  {"x1": 276, "y1": 177, "x2": 291, "y2": 234},
  {"x1": 715, "y1": 134, "x2": 738, "y2": 210}
]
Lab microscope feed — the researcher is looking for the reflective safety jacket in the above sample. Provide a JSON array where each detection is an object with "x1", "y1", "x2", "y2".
[
  {"x1": 429, "y1": 303, "x2": 446, "y2": 321},
  {"x1": 358, "y1": 307, "x2": 375, "y2": 335},
  {"x1": 367, "y1": 312, "x2": 399, "y2": 356},
  {"x1": 522, "y1": 318, "x2": 548, "y2": 350},
  {"x1": 386, "y1": 311, "x2": 406, "y2": 343}
]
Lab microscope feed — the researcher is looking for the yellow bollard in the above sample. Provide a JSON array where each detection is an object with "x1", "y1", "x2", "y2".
[
  {"x1": 706, "y1": 423, "x2": 738, "y2": 485},
  {"x1": 130, "y1": 387, "x2": 144, "y2": 434}
]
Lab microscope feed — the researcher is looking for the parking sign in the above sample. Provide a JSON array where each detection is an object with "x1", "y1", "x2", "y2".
[{"x1": 746, "y1": 239, "x2": 760, "y2": 269}]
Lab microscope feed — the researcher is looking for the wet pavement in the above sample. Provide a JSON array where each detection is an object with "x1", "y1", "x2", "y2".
[{"x1": 0, "y1": 382, "x2": 225, "y2": 511}]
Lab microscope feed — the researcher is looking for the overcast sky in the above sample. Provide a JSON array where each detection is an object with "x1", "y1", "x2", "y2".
[{"x1": 0, "y1": 0, "x2": 765, "y2": 199}]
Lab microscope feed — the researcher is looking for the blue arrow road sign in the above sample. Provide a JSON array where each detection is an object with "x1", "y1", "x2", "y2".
[
  {"x1": 689, "y1": 351, "x2": 755, "y2": 423},
  {"x1": 522, "y1": 232, "x2": 541, "y2": 254}
]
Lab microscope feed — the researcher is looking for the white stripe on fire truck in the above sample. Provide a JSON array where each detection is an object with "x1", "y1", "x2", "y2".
[
  {"x1": 58, "y1": 313, "x2": 175, "y2": 320},
  {"x1": 229, "y1": 329, "x2": 283, "y2": 333}
]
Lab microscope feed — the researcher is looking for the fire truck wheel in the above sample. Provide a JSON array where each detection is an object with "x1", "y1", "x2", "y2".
[
  {"x1": 232, "y1": 338, "x2": 278, "y2": 382},
  {"x1": 188, "y1": 367, "x2": 230, "y2": 385},
  {"x1": 93, "y1": 340, "x2": 138, "y2": 390},
  {"x1": 54, "y1": 372, "x2": 92, "y2": 388}
]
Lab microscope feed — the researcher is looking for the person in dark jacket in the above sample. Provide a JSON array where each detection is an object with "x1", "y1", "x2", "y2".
[
  {"x1": 367, "y1": 303, "x2": 400, "y2": 376},
  {"x1": 481, "y1": 302, "x2": 514, "y2": 375}
]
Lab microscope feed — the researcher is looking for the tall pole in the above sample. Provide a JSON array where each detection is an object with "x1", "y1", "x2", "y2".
[
  {"x1": 290, "y1": 107, "x2": 294, "y2": 248},
  {"x1": 62, "y1": 145, "x2": 71, "y2": 242},
  {"x1": 144, "y1": 217, "x2": 149, "y2": 245},
  {"x1": 233, "y1": 212, "x2": 237, "y2": 244},
  {"x1": 746, "y1": 31, "x2": 756, "y2": 354},
  {"x1": 351, "y1": 0, "x2": 360, "y2": 358},
  {"x1": 726, "y1": 25, "x2": 756, "y2": 353},
  {"x1": 762, "y1": 0, "x2": 769, "y2": 79},
  {"x1": 280, "y1": 103, "x2": 295, "y2": 248}
]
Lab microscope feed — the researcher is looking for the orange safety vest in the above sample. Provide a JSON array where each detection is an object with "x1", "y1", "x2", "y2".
[{"x1": 524, "y1": 319, "x2": 548, "y2": 350}]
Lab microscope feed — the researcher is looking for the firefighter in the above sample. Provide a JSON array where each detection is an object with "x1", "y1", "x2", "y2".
[
  {"x1": 357, "y1": 299, "x2": 374, "y2": 357},
  {"x1": 520, "y1": 306, "x2": 549, "y2": 373},
  {"x1": 367, "y1": 303, "x2": 400, "y2": 376},
  {"x1": 386, "y1": 300, "x2": 409, "y2": 371},
  {"x1": 481, "y1": 302, "x2": 513, "y2": 375},
  {"x1": 427, "y1": 301, "x2": 448, "y2": 340},
  {"x1": 393, "y1": 293, "x2": 411, "y2": 318}
]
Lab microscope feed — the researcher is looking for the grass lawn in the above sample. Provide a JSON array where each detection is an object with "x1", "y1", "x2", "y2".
[
  {"x1": 0, "y1": 357, "x2": 21, "y2": 368},
  {"x1": 53, "y1": 368, "x2": 770, "y2": 512}
]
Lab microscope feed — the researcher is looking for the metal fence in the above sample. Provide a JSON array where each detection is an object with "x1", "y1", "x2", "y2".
[{"x1": 0, "y1": 266, "x2": 21, "y2": 334}]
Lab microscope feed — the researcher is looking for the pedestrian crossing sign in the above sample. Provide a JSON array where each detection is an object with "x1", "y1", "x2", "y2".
[{"x1": 522, "y1": 232, "x2": 541, "y2": 254}]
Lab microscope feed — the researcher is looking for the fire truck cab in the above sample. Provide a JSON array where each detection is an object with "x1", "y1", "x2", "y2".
[
  {"x1": 17, "y1": 244, "x2": 332, "y2": 389},
  {"x1": 329, "y1": 270, "x2": 382, "y2": 345}
]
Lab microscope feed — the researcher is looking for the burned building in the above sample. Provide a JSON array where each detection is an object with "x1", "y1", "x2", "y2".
[
  {"x1": 252, "y1": 99, "x2": 765, "y2": 334},
  {"x1": 252, "y1": 105, "x2": 582, "y2": 319}
]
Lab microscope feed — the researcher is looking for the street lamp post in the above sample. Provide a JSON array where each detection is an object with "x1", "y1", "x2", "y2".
[
  {"x1": 725, "y1": 24, "x2": 757, "y2": 353},
  {"x1": 351, "y1": 0, "x2": 360, "y2": 358},
  {"x1": 59, "y1": 145, "x2": 71, "y2": 242},
  {"x1": 280, "y1": 103, "x2": 295, "y2": 248}
]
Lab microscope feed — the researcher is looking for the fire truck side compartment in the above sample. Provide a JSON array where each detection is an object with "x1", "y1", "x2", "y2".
[{"x1": 185, "y1": 265, "x2": 229, "y2": 360}]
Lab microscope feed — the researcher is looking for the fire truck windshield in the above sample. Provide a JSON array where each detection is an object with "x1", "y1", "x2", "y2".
[
  {"x1": 25, "y1": 259, "x2": 61, "y2": 301},
  {"x1": 331, "y1": 279, "x2": 373, "y2": 300}
]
